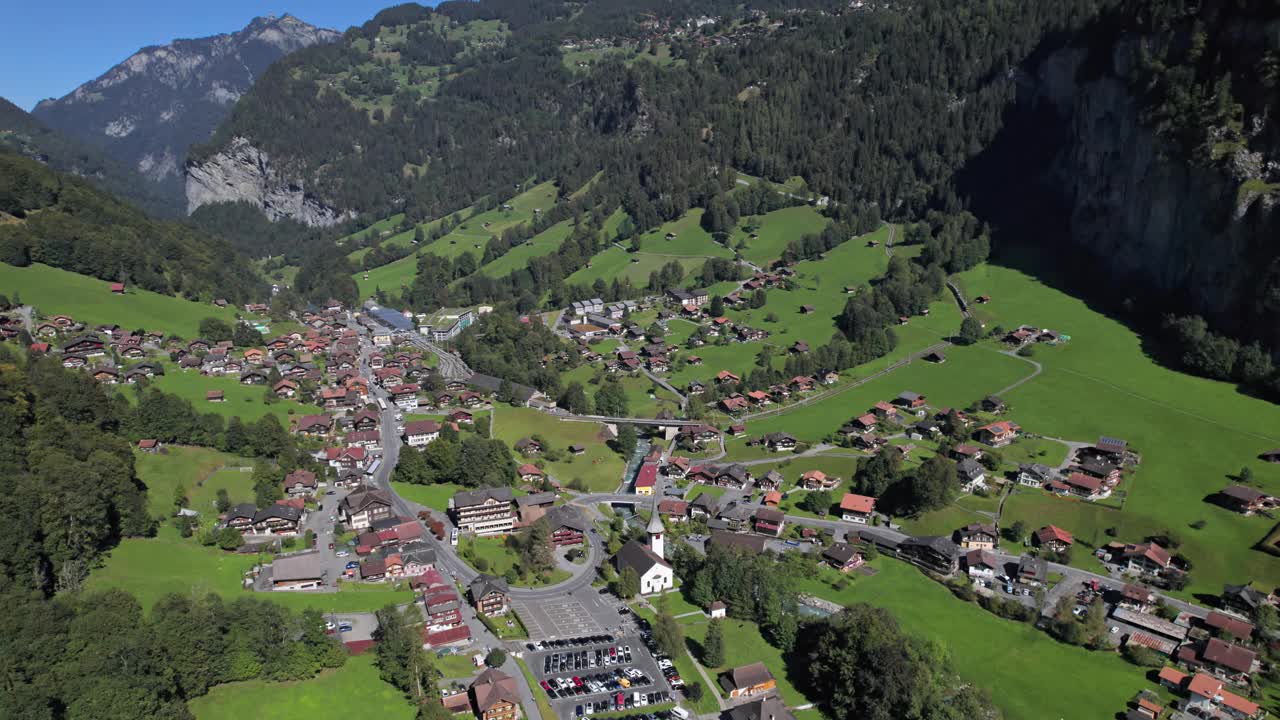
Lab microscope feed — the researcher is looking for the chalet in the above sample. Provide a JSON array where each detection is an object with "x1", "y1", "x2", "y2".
[
  {"x1": 965, "y1": 549, "x2": 999, "y2": 581},
  {"x1": 789, "y1": 340, "x2": 810, "y2": 355},
  {"x1": 719, "y1": 395, "x2": 749, "y2": 413},
  {"x1": 823, "y1": 542, "x2": 865, "y2": 572},
  {"x1": 746, "y1": 390, "x2": 772, "y2": 406},
  {"x1": 762, "y1": 491, "x2": 782, "y2": 508},
  {"x1": 1034, "y1": 525, "x2": 1074, "y2": 553},
  {"x1": 1182, "y1": 673, "x2": 1260, "y2": 720},
  {"x1": 845, "y1": 413, "x2": 878, "y2": 435},
  {"x1": 1115, "y1": 542, "x2": 1172, "y2": 575},
  {"x1": 273, "y1": 379, "x2": 299, "y2": 398},
  {"x1": 1118, "y1": 583, "x2": 1156, "y2": 610},
  {"x1": 801, "y1": 470, "x2": 838, "y2": 490},
  {"x1": 716, "y1": 370, "x2": 741, "y2": 385},
  {"x1": 1075, "y1": 457, "x2": 1122, "y2": 485},
  {"x1": 839, "y1": 493, "x2": 876, "y2": 524},
  {"x1": 517, "y1": 463, "x2": 544, "y2": 484},
  {"x1": 690, "y1": 494, "x2": 721, "y2": 519},
  {"x1": 402, "y1": 419, "x2": 441, "y2": 447},
  {"x1": 895, "y1": 391, "x2": 927, "y2": 409},
  {"x1": 1221, "y1": 582, "x2": 1272, "y2": 617},
  {"x1": 872, "y1": 401, "x2": 897, "y2": 419},
  {"x1": 544, "y1": 505, "x2": 588, "y2": 546},
  {"x1": 900, "y1": 535, "x2": 959, "y2": 574},
  {"x1": 679, "y1": 424, "x2": 721, "y2": 447},
  {"x1": 514, "y1": 437, "x2": 543, "y2": 455},
  {"x1": 1178, "y1": 638, "x2": 1258, "y2": 678},
  {"x1": 762, "y1": 432, "x2": 797, "y2": 452},
  {"x1": 657, "y1": 498, "x2": 688, "y2": 521},
  {"x1": 727, "y1": 423, "x2": 747, "y2": 437},
  {"x1": 753, "y1": 507, "x2": 785, "y2": 537},
  {"x1": 955, "y1": 522, "x2": 998, "y2": 550},
  {"x1": 91, "y1": 367, "x2": 119, "y2": 384},
  {"x1": 252, "y1": 503, "x2": 303, "y2": 535},
  {"x1": 957, "y1": 459, "x2": 987, "y2": 492},
  {"x1": 1016, "y1": 555, "x2": 1048, "y2": 587},
  {"x1": 339, "y1": 485, "x2": 395, "y2": 530},
  {"x1": 789, "y1": 376, "x2": 816, "y2": 393},
  {"x1": 239, "y1": 369, "x2": 269, "y2": 386},
  {"x1": 294, "y1": 414, "x2": 332, "y2": 436},
  {"x1": 469, "y1": 667, "x2": 521, "y2": 720},
  {"x1": 976, "y1": 420, "x2": 1021, "y2": 448},
  {"x1": 1055, "y1": 472, "x2": 1106, "y2": 500},
  {"x1": 283, "y1": 469, "x2": 317, "y2": 497},
  {"x1": 720, "y1": 662, "x2": 776, "y2": 699},
  {"x1": 981, "y1": 395, "x2": 1006, "y2": 413},
  {"x1": 662, "y1": 456, "x2": 691, "y2": 479},
  {"x1": 694, "y1": 464, "x2": 751, "y2": 489},
  {"x1": 223, "y1": 503, "x2": 258, "y2": 532},
  {"x1": 388, "y1": 383, "x2": 420, "y2": 410},
  {"x1": 349, "y1": 409, "x2": 379, "y2": 432},
  {"x1": 1017, "y1": 463, "x2": 1054, "y2": 488},
  {"x1": 62, "y1": 335, "x2": 105, "y2": 356},
  {"x1": 1218, "y1": 486, "x2": 1275, "y2": 515}
]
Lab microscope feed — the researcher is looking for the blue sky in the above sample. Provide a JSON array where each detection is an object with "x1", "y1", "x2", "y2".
[{"x1": 1, "y1": 1, "x2": 404, "y2": 110}]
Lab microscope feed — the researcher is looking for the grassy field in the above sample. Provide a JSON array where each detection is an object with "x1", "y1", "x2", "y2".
[
  {"x1": 493, "y1": 407, "x2": 625, "y2": 492},
  {"x1": 478, "y1": 219, "x2": 572, "y2": 278},
  {"x1": 682, "y1": 617, "x2": 812, "y2": 708},
  {"x1": 355, "y1": 252, "x2": 419, "y2": 299},
  {"x1": 391, "y1": 481, "x2": 467, "y2": 512},
  {"x1": 736, "y1": 342, "x2": 1032, "y2": 444},
  {"x1": 0, "y1": 262, "x2": 240, "y2": 338},
  {"x1": 458, "y1": 535, "x2": 570, "y2": 587},
  {"x1": 565, "y1": 247, "x2": 708, "y2": 291},
  {"x1": 135, "y1": 445, "x2": 255, "y2": 517},
  {"x1": 87, "y1": 525, "x2": 414, "y2": 614},
  {"x1": 729, "y1": 205, "x2": 829, "y2": 267},
  {"x1": 190, "y1": 654, "x2": 413, "y2": 720},
  {"x1": 635, "y1": 210, "x2": 734, "y2": 258},
  {"x1": 144, "y1": 365, "x2": 323, "y2": 424},
  {"x1": 955, "y1": 255, "x2": 1280, "y2": 597},
  {"x1": 559, "y1": 365, "x2": 682, "y2": 419},
  {"x1": 794, "y1": 559, "x2": 1151, "y2": 720}
]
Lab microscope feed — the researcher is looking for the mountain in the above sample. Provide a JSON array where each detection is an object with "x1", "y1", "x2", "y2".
[
  {"x1": 31, "y1": 15, "x2": 339, "y2": 196},
  {"x1": 0, "y1": 151, "x2": 262, "y2": 303},
  {"x1": 0, "y1": 97, "x2": 183, "y2": 216}
]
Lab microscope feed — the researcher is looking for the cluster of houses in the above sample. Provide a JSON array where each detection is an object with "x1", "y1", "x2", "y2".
[
  {"x1": 448, "y1": 485, "x2": 591, "y2": 549},
  {"x1": 1002, "y1": 324, "x2": 1067, "y2": 346},
  {"x1": 712, "y1": 370, "x2": 838, "y2": 415}
]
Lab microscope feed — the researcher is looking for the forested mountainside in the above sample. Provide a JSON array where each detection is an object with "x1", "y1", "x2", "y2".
[
  {"x1": 0, "y1": 153, "x2": 262, "y2": 303},
  {"x1": 0, "y1": 98, "x2": 183, "y2": 216},
  {"x1": 32, "y1": 15, "x2": 338, "y2": 197},
  {"x1": 967, "y1": 0, "x2": 1280, "y2": 389}
]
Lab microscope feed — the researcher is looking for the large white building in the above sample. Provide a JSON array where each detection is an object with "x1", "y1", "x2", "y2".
[{"x1": 612, "y1": 511, "x2": 674, "y2": 595}]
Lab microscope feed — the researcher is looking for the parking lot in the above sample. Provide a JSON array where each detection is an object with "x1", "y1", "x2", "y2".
[
  {"x1": 525, "y1": 633, "x2": 673, "y2": 717},
  {"x1": 511, "y1": 587, "x2": 631, "y2": 641}
]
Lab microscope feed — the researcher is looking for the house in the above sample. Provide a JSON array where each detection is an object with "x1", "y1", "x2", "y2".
[
  {"x1": 1117, "y1": 583, "x2": 1156, "y2": 610},
  {"x1": 447, "y1": 410, "x2": 474, "y2": 425},
  {"x1": 1221, "y1": 582, "x2": 1271, "y2": 617},
  {"x1": 1017, "y1": 463, "x2": 1054, "y2": 488},
  {"x1": 612, "y1": 515, "x2": 673, "y2": 595},
  {"x1": 976, "y1": 421, "x2": 1021, "y2": 447},
  {"x1": 981, "y1": 395, "x2": 1006, "y2": 413},
  {"x1": 657, "y1": 498, "x2": 688, "y2": 521},
  {"x1": 690, "y1": 494, "x2": 720, "y2": 519},
  {"x1": 323, "y1": 446, "x2": 367, "y2": 471},
  {"x1": 469, "y1": 667, "x2": 521, "y2": 720},
  {"x1": 222, "y1": 503, "x2": 257, "y2": 532},
  {"x1": 1182, "y1": 673, "x2": 1260, "y2": 720},
  {"x1": 753, "y1": 508, "x2": 785, "y2": 537},
  {"x1": 716, "y1": 370, "x2": 741, "y2": 385},
  {"x1": 544, "y1": 505, "x2": 588, "y2": 546},
  {"x1": 823, "y1": 543, "x2": 865, "y2": 572},
  {"x1": 708, "y1": 600, "x2": 727, "y2": 618},
  {"x1": 272, "y1": 379, "x2": 299, "y2": 398},
  {"x1": 1116, "y1": 542, "x2": 1172, "y2": 575},
  {"x1": 801, "y1": 469, "x2": 838, "y2": 490},
  {"x1": 789, "y1": 340, "x2": 809, "y2": 355},
  {"x1": 634, "y1": 464, "x2": 659, "y2": 496},
  {"x1": 294, "y1": 414, "x2": 332, "y2": 436},
  {"x1": 1034, "y1": 525, "x2": 1074, "y2": 553},
  {"x1": 957, "y1": 459, "x2": 987, "y2": 492},
  {"x1": 719, "y1": 395, "x2": 750, "y2": 413},
  {"x1": 955, "y1": 522, "x2": 997, "y2": 550},
  {"x1": 1016, "y1": 555, "x2": 1048, "y2": 586},
  {"x1": 1204, "y1": 611, "x2": 1255, "y2": 642},
  {"x1": 719, "y1": 662, "x2": 776, "y2": 699},
  {"x1": 663, "y1": 456, "x2": 691, "y2": 479},
  {"x1": 283, "y1": 469, "x2": 317, "y2": 497},
  {"x1": 469, "y1": 574, "x2": 511, "y2": 616},
  {"x1": 137, "y1": 439, "x2": 161, "y2": 453},
  {"x1": 895, "y1": 391, "x2": 927, "y2": 409},
  {"x1": 761, "y1": 432, "x2": 797, "y2": 452},
  {"x1": 872, "y1": 400, "x2": 897, "y2": 419},
  {"x1": 270, "y1": 552, "x2": 326, "y2": 590},
  {"x1": 1218, "y1": 485, "x2": 1275, "y2": 515},
  {"x1": 839, "y1": 493, "x2": 876, "y2": 524},
  {"x1": 517, "y1": 463, "x2": 544, "y2": 484},
  {"x1": 514, "y1": 437, "x2": 543, "y2": 455},
  {"x1": 726, "y1": 695, "x2": 795, "y2": 720},
  {"x1": 252, "y1": 504, "x2": 303, "y2": 535},
  {"x1": 452, "y1": 487, "x2": 515, "y2": 536},
  {"x1": 965, "y1": 549, "x2": 999, "y2": 581},
  {"x1": 1196, "y1": 637, "x2": 1258, "y2": 676},
  {"x1": 924, "y1": 350, "x2": 947, "y2": 363},
  {"x1": 402, "y1": 419, "x2": 441, "y2": 447},
  {"x1": 388, "y1": 383, "x2": 420, "y2": 410},
  {"x1": 900, "y1": 535, "x2": 959, "y2": 574},
  {"x1": 338, "y1": 485, "x2": 395, "y2": 530},
  {"x1": 206, "y1": 390, "x2": 225, "y2": 403},
  {"x1": 1058, "y1": 472, "x2": 1106, "y2": 500},
  {"x1": 756, "y1": 470, "x2": 784, "y2": 492}
]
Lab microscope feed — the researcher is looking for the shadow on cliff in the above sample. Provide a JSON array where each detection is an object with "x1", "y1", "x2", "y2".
[{"x1": 950, "y1": 80, "x2": 1252, "y2": 391}]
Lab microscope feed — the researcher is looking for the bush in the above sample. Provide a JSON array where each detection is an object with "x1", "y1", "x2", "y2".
[
  {"x1": 217, "y1": 528, "x2": 244, "y2": 551},
  {"x1": 686, "y1": 682, "x2": 704, "y2": 702},
  {"x1": 474, "y1": 557, "x2": 489, "y2": 572},
  {"x1": 1190, "y1": 519, "x2": 1207, "y2": 530},
  {"x1": 485, "y1": 648, "x2": 507, "y2": 667},
  {"x1": 1122, "y1": 644, "x2": 1164, "y2": 668}
]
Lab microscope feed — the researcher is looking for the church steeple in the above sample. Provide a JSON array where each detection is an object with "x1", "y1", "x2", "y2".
[{"x1": 647, "y1": 504, "x2": 665, "y2": 559}]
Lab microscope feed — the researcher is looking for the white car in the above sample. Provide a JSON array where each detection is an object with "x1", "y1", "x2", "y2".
[{"x1": 335, "y1": 550, "x2": 350, "y2": 558}]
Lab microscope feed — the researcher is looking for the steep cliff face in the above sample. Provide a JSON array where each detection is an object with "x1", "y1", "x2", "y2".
[
  {"x1": 1016, "y1": 17, "x2": 1280, "y2": 348},
  {"x1": 32, "y1": 15, "x2": 338, "y2": 194},
  {"x1": 185, "y1": 136, "x2": 353, "y2": 227}
]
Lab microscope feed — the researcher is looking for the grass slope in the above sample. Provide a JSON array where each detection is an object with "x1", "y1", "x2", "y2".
[
  {"x1": 143, "y1": 365, "x2": 323, "y2": 423},
  {"x1": 135, "y1": 446, "x2": 255, "y2": 517},
  {"x1": 729, "y1": 205, "x2": 829, "y2": 267},
  {"x1": 1, "y1": 262, "x2": 239, "y2": 338},
  {"x1": 493, "y1": 407, "x2": 625, "y2": 492},
  {"x1": 189, "y1": 654, "x2": 414, "y2": 720}
]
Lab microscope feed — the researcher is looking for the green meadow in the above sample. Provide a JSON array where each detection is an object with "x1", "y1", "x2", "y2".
[
  {"x1": 635, "y1": 210, "x2": 735, "y2": 258},
  {"x1": 1, "y1": 262, "x2": 240, "y2": 338},
  {"x1": 135, "y1": 445, "x2": 256, "y2": 517},
  {"x1": 142, "y1": 365, "x2": 323, "y2": 423},
  {"x1": 729, "y1": 205, "x2": 830, "y2": 266},
  {"x1": 190, "y1": 654, "x2": 414, "y2": 720},
  {"x1": 478, "y1": 219, "x2": 572, "y2": 277},
  {"x1": 493, "y1": 407, "x2": 625, "y2": 492}
]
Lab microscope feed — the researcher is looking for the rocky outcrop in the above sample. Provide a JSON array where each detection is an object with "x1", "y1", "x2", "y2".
[
  {"x1": 185, "y1": 137, "x2": 352, "y2": 226},
  {"x1": 32, "y1": 15, "x2": 339, "y2": 194}
]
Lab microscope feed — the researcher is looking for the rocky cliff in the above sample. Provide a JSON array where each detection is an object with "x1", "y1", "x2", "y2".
[
  {"x1": 32, "y1": 15, "x2": 338, "y2": 195},
  {"x1": 1009, "y1": 9, "x2": 1280, "y2": 349},
  {"x1": 184, "y1": 136, "x2": 352, "y2": 227}
]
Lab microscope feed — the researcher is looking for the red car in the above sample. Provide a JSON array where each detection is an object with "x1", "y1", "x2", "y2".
[{"x1": 540, "y1": 680, "x2": 551, "y2": 691}]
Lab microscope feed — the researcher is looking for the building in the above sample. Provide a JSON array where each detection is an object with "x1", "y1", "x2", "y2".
[
  {"x1": 469, "y1": 574, "x2": 511, "y2": 616},
  {"x1": 544, "y1": 505, "x2": 588, "y2": 546},
  {"x1": 800, "y1": 469, "x2": 838, "y2": 490},
  {"x1": 753, "y1": 508, "x2": 785, "y2": 537},
  {"x1": 338, "y1": 485, "x2": 395, "y2": 531},
  {"x1": 1221, "y1": 582, "x2": 1271, "y2": 617},
  {"x1": 957, "y1": 459, "x2": 987, "y2": 492},
  {"x1": 1017, "y1": 463, "x2": 1054, "y2": 488},
  {"x1": 1183, "y1": 673, "x2": 1260, "y2": 720},
  {"x1": 965, "y1": 549, "x2": 999, "y2": 581},
  {"x1": 899, "y1": 536, "x2": 959, "y2": 574},
  {"x1": 402, "y1": 419, "x2": 441, "y2": 447},
  {"x1": 1115, "y1": 542, "x2": 1172, "y2": 575},
  {"x1": 452, "y1": 487, "x2": 515, "y2": 536},
  {"x1": 635, "y1": 463, "x2": 658, "y2": 495},
  {"x1": 1034, "y1": 525, "x2": 1074, "y2": 553},
  {"x1": 719, "y1": 662, "x2": 776, "y2": 699},
  {"x1": 955, "y1": 523, "x2": 998, "y2": 550},
  {"x1": 1218, "y1": 485, "x2": 1276, "y2": 515},
  {"x1": 270, "y1": 552, "x2": 326, "y2": 590},
  {"x1": 823, "y1": 543, "x2": 865, "y2": 572},
  {"x1": 839, "y1": 493, "x2": 876, "y2": 524},
  {"x1": 469, "y1": 667, "x2": 521, "y2": 720},
  {"x1": 282, "y1": 469, "x2": 317, "y2": 497},
  {"x1": 612, "y1": 512, "x2": 673, "y2": 595},
  {"x1": 976, "y1": 421, "x2": 1021, "y2": 448},
  {"x1": 708, "y1": 600, "x2": 727, "y2": 618},
  {"x1": 726, "y1": 695, "x2": 795, "y2": 720}
]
